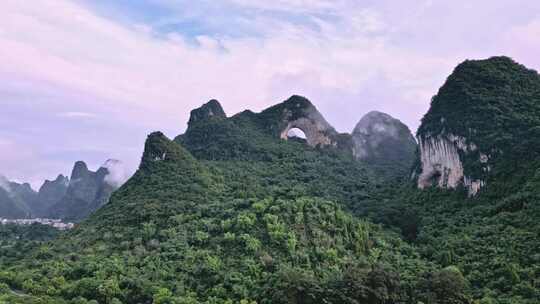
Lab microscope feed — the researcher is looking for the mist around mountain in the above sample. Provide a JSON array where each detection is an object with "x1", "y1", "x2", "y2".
[
  {"x1": 0, "y1": 159, "x2": 129, "y2": 220},
  {"x1": 0, "y1": 176, "x2": 35, "y2": 219},
  {"x1": 0, "y1": 56, "x2": 539, "y2": 304}
]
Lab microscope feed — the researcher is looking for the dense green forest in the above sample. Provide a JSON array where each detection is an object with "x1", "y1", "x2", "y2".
[
  {"x1": 0, "y1": 223, "x2": 60, "y2": 265},
  {"x1": 1, "y1": 57, "x2": 539, "y2": 304}
]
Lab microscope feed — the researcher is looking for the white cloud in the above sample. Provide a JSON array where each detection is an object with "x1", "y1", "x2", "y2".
[
  {"x1": 1, "y1": 0, "x2": 540, "y2": 187},
  {"x1": 0, "y1": 0, "x2": 455, "y2": 125},
  {"x1": 101, "y1": 159, "x2": 131, "y2": 188}
]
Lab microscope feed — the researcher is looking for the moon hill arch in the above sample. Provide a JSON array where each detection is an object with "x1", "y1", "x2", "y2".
[{"x1": 176, "y1": 95, "x2": 416, "y2": 171}]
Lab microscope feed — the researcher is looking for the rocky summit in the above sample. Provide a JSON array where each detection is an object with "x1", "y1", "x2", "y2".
[
  {"x1": 179, "y1": 95, "x2": 413, "y2": 178},
  {"x1": 33, "y1": 174, "x2": 69, "y2": 217},
  {"x1": 352, "y1": 111, "x2": 417, "y2": 174},
  {"x1": 47, "y1": 160, "x2": 122, "y2": 221},
  {"x1": 188, "y1": 99, "x2": 227, "y2": 127}
]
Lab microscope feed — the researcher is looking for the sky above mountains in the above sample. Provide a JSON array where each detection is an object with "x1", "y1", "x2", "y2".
[{"x1": 1, "y1": 0, "x2": 540, "y2": 188}]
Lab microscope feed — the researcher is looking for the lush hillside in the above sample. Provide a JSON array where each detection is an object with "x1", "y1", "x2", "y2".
[
  {"x1": 1, "y1": 57, "x2": 540, "y2": 304},
  {"x1": 360, "y1": 56, "x2": 540, "y2": 303},
  {"x1": 357, "y1": 161, "x2": 540, "y2": 303},
  {"x1": 0, "y1": 223, "x2": 60, "y2": 265},
  {"x1": 416, "y1": 57, "x2": 540, "y2": 192},
  {"x1": 0, "y1": 130, "x2": 454, "y2": 303},
  {"x1": 418, "y1": 56, "x2": 540, "y2": 150}
]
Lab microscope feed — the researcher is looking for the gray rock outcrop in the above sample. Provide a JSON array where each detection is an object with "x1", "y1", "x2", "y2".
[
  {"x1": 416, "y1": 133, "x2": 488, "y2": 196},
  {"x1": 352, "y1": 111, "x2": 417, "y2": 168},
  {"x1": 47, "y1": 160, "x2": 121, "y2": 220},
  {"x1": 33, "y1": 175, "x2": 69, "y2": 217},
  {"x1": 259, "y1": 95, "x2": 350, "y2": 148}
]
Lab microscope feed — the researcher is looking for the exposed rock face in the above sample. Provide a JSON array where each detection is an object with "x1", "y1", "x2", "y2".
[
  {"x1": 412, "y1": 57, "x2": 540, "y2": 195},
  {"x1": 181, "y1": 96, "x2": 418, "y2": 176},
  {"x1": 278, "y1": 98, "x2": 336, "y2": 147},
  {"x1": 48, "y1": 161, "x2": 119, "y2": 221},
  {"x1": 9, "y1": 182, "x2": 38, "y2": 208},
  {"x1": 416, "y1": 133, "x2": 488, "y2": 196},
  {"x1": 188, "y1": 99, "x2": 226, "y2": 127},
  {"x1": 416, "y1": 134, "x2": 487, "y2": 196},
  {"x1": 0, "y1": 160, "x2": 128, "y2": 220},
  {"x1": 34, "y1": 175, "x2": 69, "y2": 217},
  {"x1": 352, "y1": 111, "x2": 417, "y2": 168},
  {"x1": 261, "y1": 95, "x2": 344, "y2": 148}
]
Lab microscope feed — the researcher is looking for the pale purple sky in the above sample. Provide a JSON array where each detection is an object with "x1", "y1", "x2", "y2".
[{"x1": 1, "y1": 0, "x2": 540, "y2": 189}]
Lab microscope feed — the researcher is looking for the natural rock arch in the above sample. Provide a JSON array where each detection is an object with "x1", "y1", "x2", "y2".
[
  {"x1": 279, "y1": 118, "x2": 335, "y2": 147},
  {"x1": 265, "y1": 95, "x2": 339, "y2": 148}
]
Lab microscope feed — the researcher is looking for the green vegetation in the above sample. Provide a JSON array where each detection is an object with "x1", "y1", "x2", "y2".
[
  {"x1": 0, "y1": 223, "x2": 60, "y2": 265},
  {"x1": 417, "y1": 56, "x2": 540, "y2": 180},
  {"x1": 356, "y1": 163, "x2": 540, "y2": 303},
  {"x1": 1, "y1": 56, "x2": 539, "y2": 303},
  {"x1": 0, "y1": 127, "x2": 440, "y2": 303}
]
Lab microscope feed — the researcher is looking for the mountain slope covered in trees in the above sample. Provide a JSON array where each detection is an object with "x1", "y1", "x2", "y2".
[
  {"x1": 0, "y1": 130, "x2": 446, "y2": 304},
  {"x1": 1, "y1": 56, "x2": 540, "y2": 304}
]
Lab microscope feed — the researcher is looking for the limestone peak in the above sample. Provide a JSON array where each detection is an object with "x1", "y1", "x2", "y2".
[
  {"x1": 188, "y1": 99, "x2": 226, "y2": 127},
  {"x1": 351, "y1": 111, "x2": 416, "y2": 173},
  {"x1": 71, "y1": 161, "x2": 89, "y2": 180},
  {"x1": 415, "y1": 56, "x2": 540, "y2": 195}
]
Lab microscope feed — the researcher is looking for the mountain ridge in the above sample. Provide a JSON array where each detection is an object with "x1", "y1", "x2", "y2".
[{"x1": 0, "y1": 160, "x2": 127, "y2": 220}]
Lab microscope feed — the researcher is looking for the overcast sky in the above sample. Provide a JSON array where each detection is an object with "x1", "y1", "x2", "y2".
[{"x1": 1, "y1": 0, "x2": 540, "y2": 189}]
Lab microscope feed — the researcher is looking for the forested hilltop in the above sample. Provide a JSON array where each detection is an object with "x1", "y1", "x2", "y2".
[{"x1": 1, "y1": 56, "x2": 539, "y2": 304}]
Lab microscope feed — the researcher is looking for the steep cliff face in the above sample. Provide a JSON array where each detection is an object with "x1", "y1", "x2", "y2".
[
  {"x1": 0, "y1": 160, "x2": 125, "y2": 220},
  {"x1": 48, "y1": 160, "x2": 121, "y2": 220},
  {"x1": 416, "y1": 56, "x2": 540, "y2": 195},
  {"x1": 352, "y1": 111, "x2": 417, "y2": 173},
  {"x1": 34, "y1": 174, "x2": 69, "y2": 217},
  {"x1": 9, "y1": 182, "x2": 38, "y2": 209},
  {"x1": 416, "y1": 134, "x2": 487, "y2": 195}
]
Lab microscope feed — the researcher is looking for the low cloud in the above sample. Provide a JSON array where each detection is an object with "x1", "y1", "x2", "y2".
[
  {"x1": 102, "y1": 159, "x2": 132, "y2": 188},
  {"x1": 0, "y1": 175, "x2": 13, "y2": 194}
]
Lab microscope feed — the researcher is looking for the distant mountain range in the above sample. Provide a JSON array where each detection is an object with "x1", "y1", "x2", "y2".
[{"x1": 0, "y1": 159, "x2": 128, "y2": 220}]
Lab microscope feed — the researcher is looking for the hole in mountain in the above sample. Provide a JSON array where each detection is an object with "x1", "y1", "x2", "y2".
[{"x1": 287, "y1": 128, "x2": 307, "y2": 140}]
